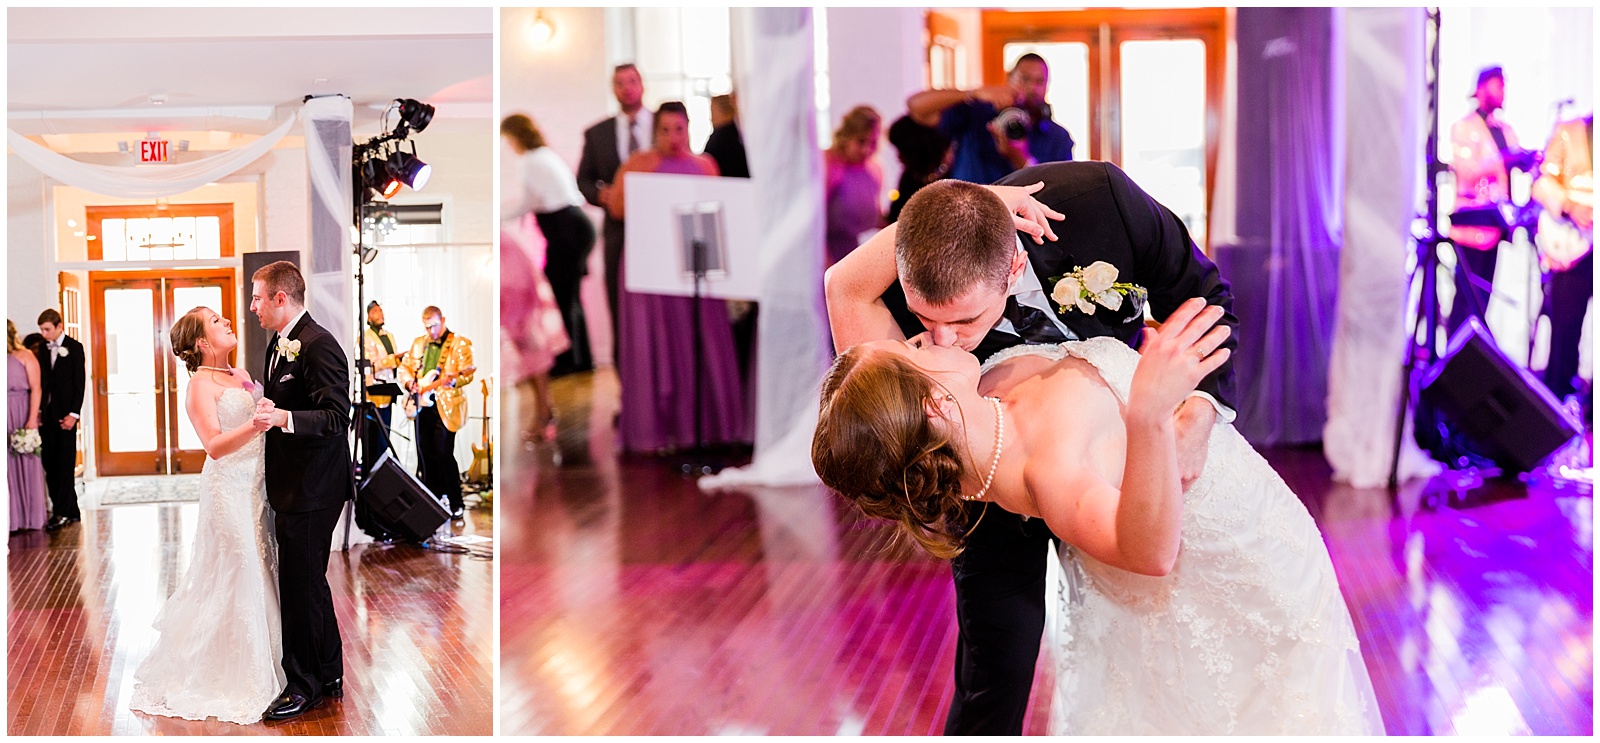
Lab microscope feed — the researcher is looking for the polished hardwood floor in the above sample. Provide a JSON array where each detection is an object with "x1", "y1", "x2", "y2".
[
  {"x1": 501, "y1": 368, "x2": 1592, "y2": 735},
  {"x1": 7, "y1": 490, "x2": 494, "y2": 735}
]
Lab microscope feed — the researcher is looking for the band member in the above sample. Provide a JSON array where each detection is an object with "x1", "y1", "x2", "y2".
[
  {"x1": 361, "y1": 301, "x2": 402, "y2": 429},
  {"x1": 1448, "y1": 66, "x2": 1526, "y2": 335},
  {"x1": 402, "y1": 306, "x2": 475, "y2": 521},
  {"x1": 1531, "y1": 112, "x2": 1594, "y2": 411}
]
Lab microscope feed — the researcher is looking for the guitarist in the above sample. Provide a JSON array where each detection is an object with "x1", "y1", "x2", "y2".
[
  {"x1": 403, "y1": 306, "x2": 476, "y2": 521},
  {"x1": 1531, "y1": 112, "x2": 1593, "y2": 414}
]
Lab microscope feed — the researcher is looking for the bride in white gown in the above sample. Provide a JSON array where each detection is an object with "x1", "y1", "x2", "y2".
[
  {"x1": 811, "y1": 300, "x2": 1385, "y2": 735},
  {"x1": 128, "y1": 307, "x2": 284, "y2": 725}
]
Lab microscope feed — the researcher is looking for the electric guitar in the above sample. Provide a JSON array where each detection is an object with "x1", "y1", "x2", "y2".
[
  {"x1": 402, "y1": 365, "x2": 477, "y2": 420},
  {"x1": 468, "y1": 378, "x2": 493, "y2": 487}
]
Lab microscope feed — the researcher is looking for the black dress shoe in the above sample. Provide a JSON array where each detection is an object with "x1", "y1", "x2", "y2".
[
  {"x1": 323, "y1": 678, "x2": 344, "y2": 698},
  {"x1": 263, "y1": 692, "x2": 324, "y2": 721},
  {"x1": 450, "y1": 506, "x2": 465, "y2": 521},
  {"x1": 44, "y1": 515, "x2": 77, "y2": 532}
]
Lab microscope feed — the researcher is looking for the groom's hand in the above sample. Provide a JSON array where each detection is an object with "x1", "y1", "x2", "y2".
[
  {"x1": 251, "y1": 410, "x2": 275, "y2": 433},
  {"x1": 1173, "y1": 398, "x2": 1216, "y2": 486}
]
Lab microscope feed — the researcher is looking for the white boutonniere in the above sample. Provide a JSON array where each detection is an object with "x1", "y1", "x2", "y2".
[
  {"x1": 1049, "y1": 261, "x2": 1147, "y2": 316},
  {"x1": 53, "y1": 346, "x2": 68, "y2": 360},
  {"x1": 276, "y1": 337, "x2": 302, "y2": 362}
]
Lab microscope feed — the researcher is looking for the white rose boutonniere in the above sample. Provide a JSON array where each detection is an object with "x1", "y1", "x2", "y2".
[
  {"x1": 53, "y1": 346, "x2": 68, "y2": 360},
  {"x1": 277, "y1": 337, "x2": 302, "y2": 362},
  {"x1": 1048, "y1": 261, "x2": 1147, "y2": 318}
]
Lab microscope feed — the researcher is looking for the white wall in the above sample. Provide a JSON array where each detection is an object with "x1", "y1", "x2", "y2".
[
  {"x1": 825, "y1": 7, "x2": 927, "y2": 203},
  {"x1": 500, "y1": 7, "x2": 613, "y2": 173}
]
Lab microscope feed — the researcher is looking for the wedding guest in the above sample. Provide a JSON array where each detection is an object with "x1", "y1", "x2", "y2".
[
  {"x1": 907, "y1": 53, "x2": 1075, "y2": 186},
  {"x1": 37, "y1": 308, "x2": 84, "y2": 531},
  {"x1": 502, "y1": 218, "x2": 571, "y2": 443},
  {"x1": 704, "y1": 94, "x2": 750, "y2": 179},
  {"x1": 577, "y1": 63, "x2": 652, "y2": 342},
  {"x1": 402, "y1": 307, "x2": 475, "y2": 520},
  {"x1": 825, "y1": 105, "x2": 885, "y2": 267},
  {"x1": 503, "y1": 113, "x2": 596, "y2": 377},
  {"x1": 605, "y1": 101, "x2": 749, "y2": 452},
  {"x1": 886, "y1": 113, "x2": 951, "y2": 223},
  {"x1": 8, "y1": 320, "x2": 47, "y2": 532}
]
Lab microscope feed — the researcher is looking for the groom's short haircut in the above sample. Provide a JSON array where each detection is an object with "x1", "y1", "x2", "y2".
[
  {"x1": 896, "y1": 180, "x2": 1017, "y2": 304},
  {"x1": 252, "y1": 261, "x2": 306, "y2": 306}
]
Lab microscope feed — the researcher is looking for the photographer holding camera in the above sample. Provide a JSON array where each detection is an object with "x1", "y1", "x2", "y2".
[{"x1": 907, "y1": 53, "x2": 1076, "y2": 185}]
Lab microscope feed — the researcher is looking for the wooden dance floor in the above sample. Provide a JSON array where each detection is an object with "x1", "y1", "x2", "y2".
[
  {"x1": 501, "y1": 369, "x2": 1592, "y2": 735},
  {"x1": 7, "y1": 492, "x2": 494, "y2": 736}
]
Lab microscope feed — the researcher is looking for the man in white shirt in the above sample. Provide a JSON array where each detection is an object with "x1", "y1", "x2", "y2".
[{"x1": 576, "y1": 62, "x2": 654, "y2": 340}]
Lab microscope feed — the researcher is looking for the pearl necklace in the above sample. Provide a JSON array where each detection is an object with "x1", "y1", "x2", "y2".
[
  {"x1": 197, "y1": 365, "x2": 233, "y2": 374},
  {"x1": 961, "y1": 396, "x2": 1005, "y2": 502}
]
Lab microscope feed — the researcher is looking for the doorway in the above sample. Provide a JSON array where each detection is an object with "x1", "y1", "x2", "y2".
[
  {"x1": 981, "y1": 8, "x2": 1226, "y2": 248},
  {"x1": 87, "y1": 270, "x2": 237, "y2": 476}
]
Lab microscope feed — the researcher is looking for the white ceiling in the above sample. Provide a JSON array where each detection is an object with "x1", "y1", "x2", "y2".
[{"x1": 7, "y1": 7, "x2": 494, "y2": 141}]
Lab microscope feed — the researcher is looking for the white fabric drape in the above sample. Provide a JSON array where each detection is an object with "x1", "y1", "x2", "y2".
[
  {"x1": 302, "y1": 96, "x2": 354, "y2": 361},
  {"x1": 1324, "y1": 8, "x2": 1440, "y2": 487},
  {"x1": 5, "y1": 112, "x2": 298, "y2": 198},
  {"x1": 701, "y1": 7, "x2": 829, "y2": 490}
]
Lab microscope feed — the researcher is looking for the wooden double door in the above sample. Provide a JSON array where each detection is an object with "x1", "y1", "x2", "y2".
[{"x1": 88, "y1": 269, "x2": 238, "y2": 476}]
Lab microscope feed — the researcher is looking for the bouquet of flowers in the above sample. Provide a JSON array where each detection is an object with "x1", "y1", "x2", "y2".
[
  {"x1": 1049, "y1": 261, "x2": 1148, "y2": 317},
  {"x1": 10, "y1": 428, "x2": 42, "y2": 456}
]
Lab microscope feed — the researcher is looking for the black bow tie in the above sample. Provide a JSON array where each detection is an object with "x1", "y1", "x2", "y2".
[{"x1": 1003, "y1": 295, "x2": 1069, "y2": 345}]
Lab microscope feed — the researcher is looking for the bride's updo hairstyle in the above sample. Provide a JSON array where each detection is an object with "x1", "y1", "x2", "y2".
[
  {"x1": 169, "y1": 307, "x2": 210, "y2": 374},
  {"x1": 811, "y1": 347, "x2": 971, "y2": 559}
]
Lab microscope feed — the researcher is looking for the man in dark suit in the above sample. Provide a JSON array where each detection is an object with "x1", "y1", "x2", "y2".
[
  {"x1": 826, "y1": 161, "x2": 1238, "y2": 735},
  {"x1": 248, "y1": 260, "x2": 354, "y2": 721},
  {"x1": 575, "y1": 62, "x2": 651, "y2": 340},
  {"x1": 37, "y1": 308, "x2": 85, "y2": 531}
]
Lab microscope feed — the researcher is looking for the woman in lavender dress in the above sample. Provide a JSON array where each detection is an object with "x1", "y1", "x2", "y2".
[
  {"x1": 7, "y1": 319, "x2": 47, "y2": 532},
  {"x1": 605, "y1": 101, "x2": 749, "y2": 452}
]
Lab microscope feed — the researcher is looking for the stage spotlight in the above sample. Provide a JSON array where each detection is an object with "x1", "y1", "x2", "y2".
[
  {"x1": 387, "y1": 150, "x2": 431, "y2": 191},
  {"x1": 396, "y1": 98, "x2": 435, "y2": 135},
  {"x1": 363, "y1": 156, "x2": 403, "y2": 199}
]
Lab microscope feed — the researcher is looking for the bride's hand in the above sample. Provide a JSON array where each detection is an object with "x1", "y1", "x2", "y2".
[
  {"x1": 983, "y1": 182, "x2": 1064, "y2": 244},
  {"x1": 1130, "y1": 299, "x2": 1231, "y2": 420}
]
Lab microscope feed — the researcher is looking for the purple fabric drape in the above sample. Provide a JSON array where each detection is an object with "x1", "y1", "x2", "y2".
[{"x1": 1215, "y1": 7, "x2": 1344, "y2": 446}]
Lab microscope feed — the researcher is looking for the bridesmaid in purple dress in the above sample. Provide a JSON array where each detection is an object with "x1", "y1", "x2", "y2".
[
  {"x1": 8, "y1": 320, "x2": 47, "y2": 532},
  {"x1": 605, "y1": 101, "x2": 750, "y2": 452},
  {"x1": 824, "y1": 105, "x2": 885, "y2": 267}
]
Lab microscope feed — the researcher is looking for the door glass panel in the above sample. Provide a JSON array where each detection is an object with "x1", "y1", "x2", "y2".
[
  {"x1": 102, "y1": 219, "x2": 127, "y2": 261},
  {"x1": 104, "y1": 288, "x2": 158, "y2": 453},
  {"x1": 1004, "y1": 42, "x2": 1089, "y2": 161},
  {"x1": 171, "y1": 286, "x2": 225, "y2": 452},
  {"x1": 197, "y1": 217, "x2": 222, "y2": 259},
  {"x1": 1120, "y1": 39, "x2": 1208, "y2": 246}
]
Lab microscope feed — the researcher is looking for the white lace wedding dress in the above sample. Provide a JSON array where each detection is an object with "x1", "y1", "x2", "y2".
[
  {"x1": 128, "y1": 387, "x2": 285, "y2": 725},
  {"x1": 980, "y1": 338, "x2": 1385, "y2": 735}
]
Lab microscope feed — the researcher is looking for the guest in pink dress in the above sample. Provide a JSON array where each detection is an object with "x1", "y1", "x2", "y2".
[
  {"x1": 824, "y1": 105, "x2": 885, "y2": 267},
  {"x1": 502, "y1": 219, "x2": 571, "y2": 443},
  {"x1": 7, "y1": 320, "x2": 47, "y2": 532},
  {"x1": 605, "y1": 101, "x2": 750, "y2": 453}
]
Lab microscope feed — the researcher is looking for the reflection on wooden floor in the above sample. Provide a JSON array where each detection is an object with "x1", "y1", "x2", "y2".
[
  {"x1": 7, "y1": 496, "x2": 494, "y2": 736},
  {"x1": 501, "y1": 369, "x2": 1592, "y2": 735}
]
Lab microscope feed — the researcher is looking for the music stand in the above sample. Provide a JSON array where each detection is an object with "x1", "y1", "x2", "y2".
[{"x1": 623, "y1": 172, "x2": 761, "y2": 473}]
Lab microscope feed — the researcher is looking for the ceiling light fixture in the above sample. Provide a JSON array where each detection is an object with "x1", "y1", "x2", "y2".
[{"x1": 530, "y1": 11, "x2": 556, "y2": 44}]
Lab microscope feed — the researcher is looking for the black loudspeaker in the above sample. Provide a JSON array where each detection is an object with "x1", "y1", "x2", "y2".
[
  {"x1": 358, "y1": 450, "x2": 449, "y2": 542},
  {"x1": 1419, "y1": 317, "x2": 1583, "y2": 473}
]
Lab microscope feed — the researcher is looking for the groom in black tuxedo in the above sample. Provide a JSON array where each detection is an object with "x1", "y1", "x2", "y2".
[
  {"x1": 249, "y1": 260, "x2": 354, "y2": 721},
  {"x1": 826, "y1": 160, "x2": 1239, "y2": 734}
]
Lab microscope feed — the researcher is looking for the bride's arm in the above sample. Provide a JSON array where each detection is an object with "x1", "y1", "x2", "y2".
[
  {"x1": 186, "y1": 379, "x2": 262, "y2": 460},
  {"x1": 1028, "y1": 299, "x2": 1230, "y2": 576}
]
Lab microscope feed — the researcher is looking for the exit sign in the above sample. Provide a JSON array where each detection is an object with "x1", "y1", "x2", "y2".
[{"x1": 139, "y1": 139, "x2": 170, "y2": 163}]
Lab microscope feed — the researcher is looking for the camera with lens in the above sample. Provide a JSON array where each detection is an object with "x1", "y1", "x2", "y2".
[{"x1": 993, "y1": 107, "x2": 1032, "y2": 140}]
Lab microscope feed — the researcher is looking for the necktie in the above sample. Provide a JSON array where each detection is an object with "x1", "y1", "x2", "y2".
[
  {"x1": 48, "y1": 343, "x2": 59, "y2": 367},
  {"x1": 627, "y1": 116, "x2": 640, "y2": 155},
  {"x1": 1004, "y1": 295, "x2": 1069, "y2": 345}
]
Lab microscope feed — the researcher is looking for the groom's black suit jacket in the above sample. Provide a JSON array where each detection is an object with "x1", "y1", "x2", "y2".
[
  {"x1": 885, "y1": 160, "x2": 1238, "y2": 409},
  {"x1": 262, "y1": 313, "x2": 355, "y2": 514}
]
